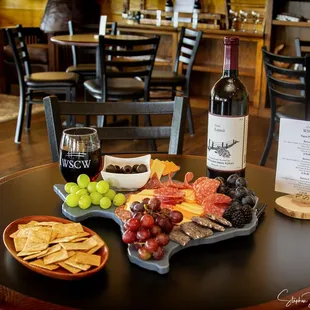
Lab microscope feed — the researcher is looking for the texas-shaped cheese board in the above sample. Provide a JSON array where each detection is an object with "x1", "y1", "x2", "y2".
[{"x1": 54, "y1": 176, "x2": 259, "y2": 274}]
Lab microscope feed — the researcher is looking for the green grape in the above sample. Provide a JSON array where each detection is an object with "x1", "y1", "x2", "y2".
[
  {"x1": 87, "y1": 182, "x2": 98, "y2": 193},
  {"x1": 77, "y1": 174, "x2": 90, "y2": 189},
  {"x1": 79, "y1": 194, "x2": 92, "y2": 210},
  {"x1": 104, "y1": 189, "x2": 116, "y2": 201},
  {"x1": 100, "y1": 197, "x2": 112, "y2": 209},
  {"x1": 113, "y1": 193, "x2": 126, "y2": 207},
  {"x1": 65, "y1": 193, "x2": 79, "y2": 207},
  {"x1": 76, "y1": 189, "x2": 88, "y2": 197},
  {"x1": 96, "y1": 180, "x2": 110, "y2": 194},
  {"x1": 70, "y1": 185, "x2": 81, "y2": 194},
  {"x1": 65, "y1": 182, "x2": 77, "y2": 194},
  {"x1": 90, "y1": 191, "x2": 103, "y2": 205}
]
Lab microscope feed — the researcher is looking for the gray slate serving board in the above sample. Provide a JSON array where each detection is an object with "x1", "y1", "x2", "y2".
[{"x1": 54, "y1": 184, "x2": 258, "y2": 274}]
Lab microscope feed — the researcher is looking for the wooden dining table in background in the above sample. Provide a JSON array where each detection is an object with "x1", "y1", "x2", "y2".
[
  {"x1": 1, "y1": 155, "x2": 310, "y2": 310},
  {"x1": 50, "y1": 34, "x2": 149, "y2": 75}
]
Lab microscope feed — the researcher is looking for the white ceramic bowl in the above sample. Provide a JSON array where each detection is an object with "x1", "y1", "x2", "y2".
[{"x1": 101, "y1": 155, "x2": 151, "y2": 191}]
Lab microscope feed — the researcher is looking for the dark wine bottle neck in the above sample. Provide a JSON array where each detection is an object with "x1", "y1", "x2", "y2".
[{"x1": 223, "y1": 43, "x2": 239, "y2": 78}]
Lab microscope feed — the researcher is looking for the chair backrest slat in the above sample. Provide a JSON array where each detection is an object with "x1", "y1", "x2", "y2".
[
  {"x1": 262, "y1": 46, "x2": 310, "y2": 120},
  {"x1": 68, "y1": 21, "x2": 117, "y2": 66},
  {"x1": 173, "y1": 27, "x2": 203, "y2": 94},
  {"x1": 5, "y1": 24, "x2": 32, "y2": 93},
  {"x1": 99, "y1": 35, "x2": 160, "y2": 101},
  {"x1": 43, "y1": 95, "x2": 187, "y2": 161}
]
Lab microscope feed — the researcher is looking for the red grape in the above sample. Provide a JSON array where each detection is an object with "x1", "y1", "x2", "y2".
[
  {"x1": 161, "y1": 208, "x2": 171, "y2": 217},
  {"x1": 157, "y1": 217, "x2": 173, "y2": 233},
  {"x1": 155, "y1": 233, "x2": 169, "y2": 246},
  {"x1": 134, "y1": 242, "x2": 143, "y2": 250},
  {"x1": 133, "y1": 212, "x2": 144, "y2": 221},
  {"x1": 131, "y1": 202, "x2": 145, "y2": 213},
  {"x1": 136, "y1": 228, "x2": 151, "y2": 242},
  {"x1": 150, "y1": 225, "x2": 162, "y2": 236},
  {"x1": 138, "y1": 247, "x2": 152, "y2": 261},
  {"x1": 142, "y1": 197, "x2": 150, "y2": 205},
  {"x1": 140, "y1": 214, "x2": 155, "y2": 229},
  {"x1": 130, "y1": 201, "x2": 140, "y2": 212},
  {"x1": 152, "y1": 246, "x2": 164, "y2": 260},
  {"x1": 145, "y1": 238, "x2": 159, "y2": 253},
  {"x1": 124, "y1": 218, "x2": 140, "y2": 232},
  {"x1": 169, "y1": 210, "x2": 183, "y2": 224},
  {"x1": 148, "y1": 198, "x2": 161, "y2": 211},
  {"x1": 122, "y1": 230, "x2": 136, "y2": 244}
]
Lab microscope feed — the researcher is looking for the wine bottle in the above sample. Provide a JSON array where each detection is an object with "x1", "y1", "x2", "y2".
[
  {"x1": 207, "y1": 37, "x2": 249, "y2": 180},
  {"x1": 193, "y1": 0, "x2": 201, "y2": 14},
  {"x1": 165, "y1": 0, "x2": 173, "y2": 21}
]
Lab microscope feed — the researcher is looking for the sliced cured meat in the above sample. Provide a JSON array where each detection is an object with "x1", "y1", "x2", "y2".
[
  {"x1": 154, "y1": 186, "x2": 184, "y2": 198},
  {"x1": 191, "y1": 216, "x2": 225, "y2": 232},
  {"x1": 184, "y1": 172, "x2": 194, "y2": 189},
  {"x1": 115, "y1": 207, "x2": 131, "y2": 223},
  {"x1": 193, "y1": 178, "x2": 220, "y2": 204},
  {"x1": 201, "y1": 194, "x2": 231, "y2": 217},
  {"x1": 169, "y1": 227, "x2": 191, "y2": 246},
  {"x1": 142, "y1": 173, "x2": 162, "y2": 189},
  {"x1": 162, "y1": 173, "x2": 193, "y2": 189}
]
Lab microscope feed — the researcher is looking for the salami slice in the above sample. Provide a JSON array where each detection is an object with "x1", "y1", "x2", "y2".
[
  {"x1": 201, "y1": 194, "x2": 231, "y2": 217},
  {"x1": 184, "y1": 172, "x2": 194, "y2": 189},
  {"x1": 115, "y1": 207, "x2": 131, "y2": 223},
  {"x1": 142, "y1": 173, "x2": 162, "y2": 189},
  {"x1": 154, "y1": 186, "x2": 184, "y2": 198},
  {"x1": 193, "y1": 178, "x2": 220, "y2": 204}
]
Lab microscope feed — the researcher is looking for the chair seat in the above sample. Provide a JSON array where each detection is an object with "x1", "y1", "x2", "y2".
[
  {"x1": 84, "y1": 78, "x2": 144, "y2": 99},
  {"x1": 151, "y1": 70, "x2": 186, "y2": 86},
  {"x1": 66, "y1": 64, "x2": 96, "y2": 74},
  {"x1": 276, "y1": 103, "x2": 305, "y2": 120},
  {"x1": 25, "y1": 72, "x2": 79, "y2": 87}
]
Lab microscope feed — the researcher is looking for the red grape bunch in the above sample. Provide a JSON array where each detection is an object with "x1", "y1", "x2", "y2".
[{"x1": 121, "y1": 197, "x2": 183, "y2": 261}]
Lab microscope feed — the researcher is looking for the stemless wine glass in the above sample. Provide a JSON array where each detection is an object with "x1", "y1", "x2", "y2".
[{"x1": 59, "y1": 127, "x2": 102, "y2": 182}]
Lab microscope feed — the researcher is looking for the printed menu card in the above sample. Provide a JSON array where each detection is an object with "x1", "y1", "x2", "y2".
[{"x1": 276, "y1": 118, "x2": 310, "y2": 194}]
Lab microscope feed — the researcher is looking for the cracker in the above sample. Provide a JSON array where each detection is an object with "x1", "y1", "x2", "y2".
[
  {"x1": 23, "y1": 248, "x2": 49, "y2": 261},
  {"x1": 37, "y1": 244, "x2": 61, "y2": 258},
  {"x1": 13, "y1": 237, "x2": 27, "y2": 252},
  {"x1": 64, "y1": 254, "x2": 91, "y2": 271},
  {"x1": 87, "y1": 235, "x2": 104, "y2": 254},
  {"x1": 72, "y1": 237, "x2": 88, "y2": 243},
  {"x1": 22, "y1": 227, "x2": 52, "y2": 252},
  {"x1": 43, "y1": 249, "x2": 69, "y2": 265},
  {"x1": 60, "y1": 236, "x2": 97, "y2": 251},
  {"x1": 75, "y1": 252, "x2": 101, "y2": 267},
  {"x1": 17, "y1": 250, "x2": 41, "y2": 257},
  {"x1": 50, "y1": 232, "x2": 89, "y2": 244},
  {"x1": 52, "y1": 223, "x2": 84, "y2": 239},
  {"x1": 29, "y1": 259, "x2": 59, "y2": 271},
  {"x1": 18, "y1": 221, "x2": 39, "y2": 230},
  {"x1": 58, "y1": 262, "x2": 81, "y2": 274}
]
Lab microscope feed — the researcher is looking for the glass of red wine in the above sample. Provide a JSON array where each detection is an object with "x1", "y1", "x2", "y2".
[{"x1": 59, "y1": 127, "x2": 102, "y2": 182}]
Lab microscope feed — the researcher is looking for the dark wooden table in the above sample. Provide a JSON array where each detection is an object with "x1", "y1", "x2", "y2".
[{"x1": 1, "y1": 155, "x2": 310, "y2": 310}]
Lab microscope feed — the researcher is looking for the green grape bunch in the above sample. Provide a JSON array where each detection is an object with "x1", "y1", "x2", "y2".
[{"x1": 64, "y1": 174, "x2": 126, "y2": 210}]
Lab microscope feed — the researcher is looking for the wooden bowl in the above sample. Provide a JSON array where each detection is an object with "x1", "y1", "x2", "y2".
[{"x1": 3, "y1": 215, "x2": 109, "y2": 280}]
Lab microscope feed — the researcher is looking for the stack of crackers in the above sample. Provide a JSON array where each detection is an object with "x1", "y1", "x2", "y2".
[{"x1": 10, "y1": 220, "x2": 105, "y2": 274}]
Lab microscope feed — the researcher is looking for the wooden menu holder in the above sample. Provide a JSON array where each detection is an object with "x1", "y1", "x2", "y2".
[{"x1": 275, "y1": 195, "x2": 310, "y2": 220}]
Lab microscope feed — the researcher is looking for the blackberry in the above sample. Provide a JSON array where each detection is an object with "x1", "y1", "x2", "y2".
[
  {"x1": 241, "y1": 205, "x2": 253, "y2": 224},
  {"x1": 223, "y1": 206, "x2": 236, "y2": 221},
  {"x1": 230, "y1": 210, "x2": 245, "y2": 228}
]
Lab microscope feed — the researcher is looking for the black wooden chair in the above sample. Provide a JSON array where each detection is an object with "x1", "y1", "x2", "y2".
[
  {"x1": 43, "y1": 95, "x2": 188, "y2": 162},
  {"x1": 260, "y1": 46, "x2": 310, "y2": 166},
  {"x1": 6, "y1": 25, "x2": 78, "y2": 144},
  {"x1": 84, "y1": 35, "x2": 160, "y2": 131},
  {"x1": 150, "y1": 27, "x2": 203, "y2": 136},
  {"x1": 66, "y1": 21, "x2": 117, "y2": 79}
]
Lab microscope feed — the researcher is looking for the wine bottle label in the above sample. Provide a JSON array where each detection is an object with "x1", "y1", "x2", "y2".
[
  {"x1": 165, "y1": 6, "x2": 173, "y2": 12},
  {"x1": 207, "y1": 113, "x2": 248, "y2": 171}
]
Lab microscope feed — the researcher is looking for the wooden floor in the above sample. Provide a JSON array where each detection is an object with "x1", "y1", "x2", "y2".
[{"x1": 0, "y1": 102, "x2": 278, "y2": 178}]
